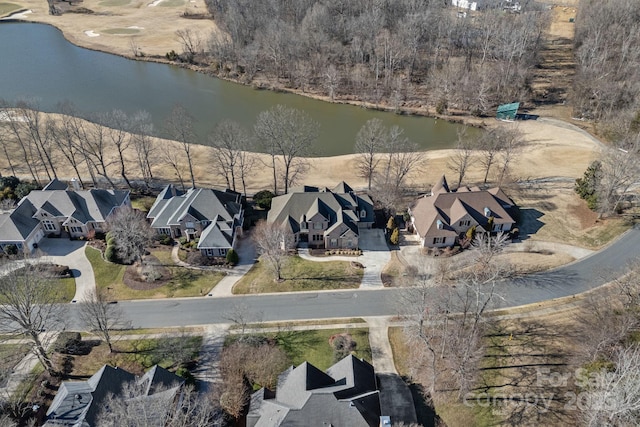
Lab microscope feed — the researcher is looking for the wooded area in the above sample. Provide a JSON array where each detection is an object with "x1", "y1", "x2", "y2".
[{"x1": 203, "y1": 0, "x2": 549, "y2": 115}]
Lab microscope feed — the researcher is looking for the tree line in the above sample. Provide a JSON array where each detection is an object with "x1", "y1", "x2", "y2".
[
  {"x1": 0, "y1": 99, "x2": 427, "y2": 199},
  {"x1": 195, "y1": 0, "x2": 549, "y2": 116}
]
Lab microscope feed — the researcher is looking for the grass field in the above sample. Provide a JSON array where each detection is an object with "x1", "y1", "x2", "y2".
[
  {"x1": 230, "y1": 328, "x2": 371, "y2": 372},
  {"x1": 0, "y1": 2, "x2": 21, "y2": 16},
  {"x1": 86, "y1": 246, "x2": 224, "y2": 299},
  {"x1": 65, "y1": 336, "x2": 202, "y2": 376},
  {"x1": 233, "y1": 256, "x2": 363, "y2": 294}
]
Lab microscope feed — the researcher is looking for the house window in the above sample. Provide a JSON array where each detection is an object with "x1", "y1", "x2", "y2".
[
  {"x1": 201, "y1": 220, "x2": 211, "y2": 227},
  {"x1": 313, "y1": 222, "x2": 323, "y2": 230},
  {"x1": 70, "y1": 226, "x2": 83, "y2": 233},
  {"x1": 158, "y1": 228, "x2": 171, "y2": 235},
  {"x1": 204, "y1": 249, "x2": 214, "y2": 257},
  {"x1": 347, "y1": 240, "x2": 353, "y2": 247},
  {"x1": 360, "y1": 210, "x2": 366, "y2": 218},
  {"x1": 42, "y1": 220, "x2": 56, "y2": 232},
  {"x1": 493, "y1": 223, "x2": 503, "y2": 232},
  {"x1": 312, "y1": 235, "x2": 324, "y2": 241},
  {"x1": 459, "y1": 220, "x2": 471, "y2": 227},
  {"x1": 433, "y1": 237, "x2": 445, "y2": 245},
  {"x1": 300, "y1": 222, "x2": 307, "y2": 230},
  {"x1": 219, "y1": 249, "x2": 227, "y2": 256},
  {"x1": 186, "y1": 221, "x2": 195, "y2": 229},
  {"x1": 330, "y1": 238, "x2": 337, "y2": 247}
]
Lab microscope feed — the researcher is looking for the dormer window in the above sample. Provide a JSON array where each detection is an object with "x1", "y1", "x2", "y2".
[
  {"x1": 484, "y1": 207, "x2": 491, "y2": 217},
  {"x1": 436, "y1": 220, "x2": 443, "y2": 230},
  {"x1": 360, "y1": 210, "x2": 366, "y2": 218}
]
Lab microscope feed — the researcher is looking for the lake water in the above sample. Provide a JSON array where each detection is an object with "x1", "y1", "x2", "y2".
[{"x1": 0, "y1": 22, "x2": 471, "y2": 156}]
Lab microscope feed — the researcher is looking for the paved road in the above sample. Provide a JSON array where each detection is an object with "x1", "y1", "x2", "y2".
[{"x1": 63, "y1": 227, "x2": 640, "y2": 329}]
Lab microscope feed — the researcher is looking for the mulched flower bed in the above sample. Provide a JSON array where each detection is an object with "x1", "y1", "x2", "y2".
[{"x1": 122, "y1": 255, "x2": 172, "y2": 290}]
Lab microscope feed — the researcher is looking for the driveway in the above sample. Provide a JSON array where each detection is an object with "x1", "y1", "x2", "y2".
[
  {"x1": 358, "y1": 229, "x2": 391, "y2": 288},
  {"x1": 38, "y1": 238, "x2": 95, "y2": 302},
  {"x1": 207, "y1": 235, "x2": 257, "y2": 297},
  {"x1": 298, "y1": 228, "x2": 391, "y2": 289}
]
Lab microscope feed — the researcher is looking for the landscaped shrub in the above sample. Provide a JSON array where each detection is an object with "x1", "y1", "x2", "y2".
[
  {"x1": 330, "y1": 333, "x2": 357, "y2": 363},
  {"x1": 105, "y1": 245, "x2": 118, "y2": 263},
  {"x1": 178, "y1": 236, "x2": 188, "y2": 246},
  {"x1": 53, "y1": 332, "x2": 84, "y2": 355},
  {"x1": 254, "y1": 190, "x2": 275, "y2": 210},
  {"x1": 386, "y1": 216, "x2": 396, "y2": 231},
  {"x1": 3, "y1": 244, "x2": 18, "y2": 255},
  {"x1": 176, "y1": 367, "x2": 197, "y2": 386},
  {"x1": 155, "y1": 234, "x2": 173, "y2": 246},
  {"x1": 226, "y1": 249, "x2": 239, "y2": 266},
  {"x1": 389, "y1": 228, "x2": 400, "y2": 245}
]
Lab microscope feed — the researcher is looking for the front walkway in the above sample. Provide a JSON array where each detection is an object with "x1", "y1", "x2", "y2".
[{"x1": 298, "y1": 229, "x2": 391, "y2": 289}]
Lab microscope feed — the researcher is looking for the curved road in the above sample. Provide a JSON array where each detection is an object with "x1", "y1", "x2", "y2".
[{"x1": 65, "y1": 227, "x2": 640, "y2": 329}]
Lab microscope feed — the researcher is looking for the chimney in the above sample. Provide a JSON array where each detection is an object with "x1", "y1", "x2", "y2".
[{"x1": 70, "y1": 178, "x2": 81, "y2": 191}]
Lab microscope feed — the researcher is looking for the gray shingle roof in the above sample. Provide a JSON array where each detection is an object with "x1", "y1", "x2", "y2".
[
  {"x1": 0, "y1": 200, "x2": 41, "y2": 242},
  {"x1": 267, "y1": 183, "x2": 374, "y2": 238},
  {"x1": 147, "y1": 186, "x2": 241, "y2": 229},
  {"x1": 45, "y1": 365, "x2": 184, "y2": 427},
  {"x1": 249, "y1": 355, "x2": 381, "y2": 427},
  {"x1": 22, "y1": 188, "x2": 129, "y2": 225}
]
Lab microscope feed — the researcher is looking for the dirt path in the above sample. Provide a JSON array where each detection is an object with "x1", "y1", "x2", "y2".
[{"x1": 530, "y1": 3, "x2": 578, "y2": 106}]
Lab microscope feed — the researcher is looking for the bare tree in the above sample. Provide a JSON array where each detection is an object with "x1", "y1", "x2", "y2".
[
  {"x1": 100, "y1": 110, "x2": 133, "y2": 189},
  {"x1": 129, "y1": 111, "x2": 156, "y2": 188},
  {"x1": 176, "y1": 29, "x2": 203, "y2": 63},
  {"x1": 98, "y1": 382, "x2": 220, "y2": 427},
  {"x1": 208, "y1": 119, "x2": 250, "y2": 192},
  {"x1": 164, "y1": 104, "x2": 197, "y2": 189},
  {"x1": 106, "y1": 206, "x2": 153, "y2": 265},
  {"x1": 478, "y1": 129, "x2": 502, "y2": 185},
  {"x1": 79, "y1": 115, "x2": 117, "y2": 188},
  {"x1": 237, "y1": 145, "x2": 256, "y2": 197},
  {"x1": 252, "y1": 220, "x2": 294, "y2": 281},
  {"x1": 79, "y1": 288, "x2": 130, "y2": 353},
  {"x1": 223, "y1": 302, "x2": 263, "y2": 335},
  {"x1": 596, "y1": 141, "x2": 640, "y2": 215},
  {"x1": 581, "y1": 345, "x2": 640, "y2": 427},
  {"x1": 354, "y1": 118, "x2": 385, "y2": 190},
  {"x1": 160, "y1": 143, "x2": 187, "y2": 191},
  {"x1": 496, "y1": 126, "x2": 525, "y2": 185},
  {"x1": 0, "y1": 261, "x2": 64, "y2": 376},
  {"x1": 448, "y1": 129, "x2": 476, "y2": 189},
  {"x1": 51, "y1": 102, "x2": 88, "y2": 188},
  {"x1": 254, "y1": 105, "x2": 318, "y2": 194}
]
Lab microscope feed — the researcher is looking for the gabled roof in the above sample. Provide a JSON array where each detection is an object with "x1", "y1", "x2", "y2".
[
  {"x1": 21, "y1": 186, "x2": 129, "y2": 225},
  {"x1": 0, "y1": 200, "x2": 41, "y2": 242},
  {"x1": 197, "y1": 216, "x2": 235, "y2": 250},
  {"x1": 43, "y1": 178, "x2": 68, "y2": 191},
  {"x1": 147, "y1": 186, "x2": 241, "y2": 230},
  {"x1": 411, "y1": 176, "x2": 516, "y2": 239},
  {"x1": 267, "y1": 182, "x2": 374, "y2": 237},
  {"x1": 431, "y1": 175, "x2": 450, "y2": 195},
  {"x1": 45, "y1": 365, "x2": 184, "y2": 427},
  {"x1": 249, "y1": 355, "x2": 381, "y2": 427}
]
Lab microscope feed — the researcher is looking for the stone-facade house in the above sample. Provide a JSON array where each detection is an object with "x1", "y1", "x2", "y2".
[
  {"x1": 267, "y1": 182, "x2": 374, "y2": 249},
  {"x1": 147, "y1": 185, "x2": 244, "y2": 257},
  {"x1": 0, "y1": 179, "x2": 130, "y2": 253},
  {"x1": 409, "y1": 175, "x2": 516, "y2": 248}
]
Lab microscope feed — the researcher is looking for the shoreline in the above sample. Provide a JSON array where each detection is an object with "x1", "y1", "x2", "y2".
[{"x1": 0, "y1": 18, "x2": 487, "y2": 131}]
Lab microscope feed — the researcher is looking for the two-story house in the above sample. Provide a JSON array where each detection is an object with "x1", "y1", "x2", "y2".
[
  {"x1": 409, "y1": 175, "x2": 516, "y2": 248},
  {"x1": 146, "y1": 185, "x2": 243, "y2": 257},
  {"x1": 267, "y1": 182, "x2": 374, "y2": 249}
]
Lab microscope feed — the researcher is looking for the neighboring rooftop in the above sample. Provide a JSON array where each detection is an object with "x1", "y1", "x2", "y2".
[{"x1": 247, "y1": 355, "x2": 382, "y2": 427}]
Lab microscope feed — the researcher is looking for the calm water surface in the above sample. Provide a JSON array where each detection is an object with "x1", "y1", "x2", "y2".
[{"x1": 0, "y1": 22, "x2": 472, "y2": 156}]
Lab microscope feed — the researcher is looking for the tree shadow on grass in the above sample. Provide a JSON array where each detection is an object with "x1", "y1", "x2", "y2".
[{"x1": 272, "y1": 330, "x2": 323, "y2": 362}]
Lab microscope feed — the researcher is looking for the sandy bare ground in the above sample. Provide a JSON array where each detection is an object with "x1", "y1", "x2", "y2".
[{"x1": 2, "y1": 0, "x2": 220, "y2": 58}]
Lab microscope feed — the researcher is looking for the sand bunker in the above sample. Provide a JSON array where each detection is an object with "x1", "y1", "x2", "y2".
[
  {"x1": 147, "y1": 0, "x2": 164, "y2": 7},
  {"x1": 84, "y1": 30, "x2": 100, "y2": 37},
  {"x1": 1, "y1": 9, "x2": 32, "y2": 20}
]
